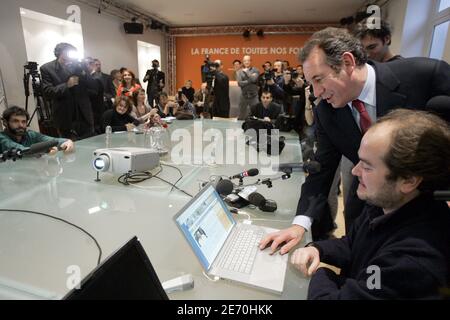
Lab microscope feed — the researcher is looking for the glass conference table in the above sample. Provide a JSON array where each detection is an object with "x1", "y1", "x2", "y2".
[{"x1": 0, "y1": 119, "x2": 311, "y2": 300}]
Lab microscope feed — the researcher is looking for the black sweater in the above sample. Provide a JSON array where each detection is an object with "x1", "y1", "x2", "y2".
[
  {"x1": 309, "y1": 194, "x2": 450, "y2": 299},
  {"x1": 101, "y1": 109, "x2": 140, "y2": 133}
]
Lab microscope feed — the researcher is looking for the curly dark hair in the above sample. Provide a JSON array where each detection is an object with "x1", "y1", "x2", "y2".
[
  {"x1": 352, "y1": 19, "x2": 392, "y2": 45},
  {"x1": 2, "y1": 106, "x2": 30, "y2": 122}
]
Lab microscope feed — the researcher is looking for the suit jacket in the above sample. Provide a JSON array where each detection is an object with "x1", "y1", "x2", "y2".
[
  {"x1": 250, "y1": 102, "x2": 282, "y2": 120},
  {"x1": 212, "y1": 72, "x2": 230, "y2": 118},
  {"x1": 143, "y1": 69, "x2": 165, "y2": 94},
  {"x1": 40, "y1": 60, "x2": 98, "y2": 138},
  {"x1": 297, "y1": 57, "x2": 450, "y2": 234}
]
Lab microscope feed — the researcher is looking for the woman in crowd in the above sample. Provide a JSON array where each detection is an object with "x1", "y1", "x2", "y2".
[
  {"x1": 101, "y1": 96, "x2": 140, "y2": 132},
  {"x1": 116, "y1": 69, "x2": 141, "y2": 97}
]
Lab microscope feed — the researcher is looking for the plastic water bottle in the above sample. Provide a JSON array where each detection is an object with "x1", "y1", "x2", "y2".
[
  {"x1": 105, "y1": 125, "x2": 112, "y2": 136},
  {"x1": 105, "y1": 125, "x2": 112, "y2": 147}
]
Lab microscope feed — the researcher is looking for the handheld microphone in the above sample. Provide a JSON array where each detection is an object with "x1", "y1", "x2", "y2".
[
  {"x1": 0, "y1": 140, "x2": 59, "y2": 162},
  {"x1": 24, "y1": 140, "x2": 59, "y2": 155},
  {"x1": 229, "y1": 168, "x2": 259, "y2": 180},
  {"x1": 248, "y1": 192, "x2": 277, "y2": 212},
  {"x1": 273, "y1": 161, "x2": 321, "y2": 174}
]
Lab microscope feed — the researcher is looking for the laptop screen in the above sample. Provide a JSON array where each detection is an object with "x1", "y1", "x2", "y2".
[
  {"x1": 63, "y1": 236, "x2": 168, "y2": 300},
  {"x1": 174, "y1": 185, "x2": 236, "y2": 271}
]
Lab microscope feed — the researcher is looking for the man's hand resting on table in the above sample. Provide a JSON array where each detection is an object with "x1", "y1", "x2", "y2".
[{"x1": 259, "y1": 225, "x2": 306, "y2": 255}]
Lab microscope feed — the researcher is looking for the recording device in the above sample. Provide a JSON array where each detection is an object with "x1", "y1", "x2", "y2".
[
  {"x1": 92, "y1": 147, "x2": 160, "y2": 174},
  {"x1": 23, "y1": 61, "x2": 52, "y2": 129},
  {"x1": 0, "y1": 140, "x2": 59, "y2": 162},
  {"x1": 66, "y1": 59, "x2": 89, "y2": 78},
  {"x1": 229, "y1": 168, "x2": 259, "y2": 180},
  {"x1": 291, "y1": 70, "x2": 299, "y2": 79},
  {"x1": 273, "y1": 161, "x2": 321, "y2": 174},
  {"x1": 177, "y1": 90, "x2": 183, "y2": 101},
  {"x1": 248, "y1": 192, "x2": 277, "y2": 213},
  {"x1": 263, "y1": 70, "x2": 274, "y2": 81}
]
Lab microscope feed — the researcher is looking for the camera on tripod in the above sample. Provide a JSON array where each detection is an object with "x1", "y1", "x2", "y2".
[
  {"x1": 23, "y1": 61, "x2": 54, "y2": 134},
  {"x1": 24, "y1": 62, "x2": 39, "y2": 76}
]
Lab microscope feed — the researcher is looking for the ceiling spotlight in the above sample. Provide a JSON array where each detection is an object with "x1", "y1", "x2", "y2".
[
  {"x1": 256, "y1": 29, "x2": 264, "y2": 38},
  {"x1": 243, "y1": 29, "x2": 251, "y2": 38}
]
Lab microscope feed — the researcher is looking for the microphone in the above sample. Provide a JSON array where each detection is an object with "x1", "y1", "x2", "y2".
[
  {"x1": 248, "y1": 192, "x2": 277, "y2": 212},
  {"x1": 426, "y1": 96, "x2": 450, "y2": 122},
  {"x1": 229, "y1": 168, "x2": 259, "y2": 180},
  {"x1": 273, "y1": 161, "x2": 321, "y2": 174},
  {"x1": 214, "y1": 179, "x2": 234, "y2": 196},
  {"x1": 0, "y1": 140, "x2": 59, "y2": 162},
  {"x1": 23, "y1": 140, "x2": 59, "y2": 155}
]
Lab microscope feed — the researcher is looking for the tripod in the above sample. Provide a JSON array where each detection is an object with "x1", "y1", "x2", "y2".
[{"x1": 23, "y1": 63, "x2": 53, "y2": 135}]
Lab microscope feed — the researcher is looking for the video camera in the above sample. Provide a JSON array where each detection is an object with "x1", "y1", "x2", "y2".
[
  {"x1": 263, "y1": 70, "x2": 274, "y2": 81},
  {"x1": 24, "y1": 62, "x2": 39, "y2": 76},
  {"x1": 66, "y1": 59, "x2": 89, "y2": 77}
]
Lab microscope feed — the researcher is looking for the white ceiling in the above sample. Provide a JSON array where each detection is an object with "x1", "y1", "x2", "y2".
[{"x1": 118, "y1": 0, "x2": 369, "y2": 27}]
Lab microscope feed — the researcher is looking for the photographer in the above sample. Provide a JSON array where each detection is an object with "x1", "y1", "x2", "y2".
[
  {"x1": 40, "y1": 43, "x2": 98, "y2": 140},
  {"x1": 258, "y1": 61, "x2": 272, "y2": 98},
  {"x1": 262, "y1": 60, "x2": 285, "y2": 107},
  {"x1": 282, "y1": 68, "x2": 307, "y2": 136},
  {"x1": 236, "y1": 55, "x2": 260, "y2": 120},
  {"x1": 208, "y1": 60, "x2": 230, "y2": 118},
  {"x1": 143, "y1": 59, "x2": 165, "y2": 107}
]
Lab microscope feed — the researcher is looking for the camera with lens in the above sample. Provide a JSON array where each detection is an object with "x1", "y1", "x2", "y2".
[
  {"x1": 263, "y1": 70, "x2": 274, "y2": 81},
  {"x1": 66, "y1": 59, "x2": 88, "y2": 77},
  {"x1": 291, "y1": 70, "x2": 299, "y2": 80},
  {"x1": 24, "y1": 62, "x2": 39, "y2": 76}
]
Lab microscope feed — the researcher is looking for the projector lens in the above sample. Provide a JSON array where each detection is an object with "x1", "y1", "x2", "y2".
[{"x1": 93, "y1": 154, "x2": 110, "y2": 172}]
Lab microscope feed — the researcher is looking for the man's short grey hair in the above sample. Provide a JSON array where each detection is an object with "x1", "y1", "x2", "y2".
[{"x1": 299, "y1": 27, "x2": 367, "y2": 72}]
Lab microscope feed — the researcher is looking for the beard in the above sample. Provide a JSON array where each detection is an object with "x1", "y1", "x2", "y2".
[
  {"x1": 359, "y1": 180, "x2": 403, "y2": 209},
  {"x1": 9, "y1": 127, "x2": 26, "y2": 136}
]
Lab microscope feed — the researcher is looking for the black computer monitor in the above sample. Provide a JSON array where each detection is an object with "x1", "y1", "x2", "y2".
[{"x1": 63, "y1": 236, "x2": 168, "y2": 300}]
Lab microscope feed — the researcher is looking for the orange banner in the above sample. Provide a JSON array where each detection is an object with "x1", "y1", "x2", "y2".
[{"x1": 175, "y1": 34, "x2": 311, "y2": 90}]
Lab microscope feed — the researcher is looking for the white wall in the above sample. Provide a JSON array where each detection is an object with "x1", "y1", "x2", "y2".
[
  {"x1": 384, "y1": 0, "x2": 408, "y2": 57},
  {"x1": 0, "y1": 0, "x2": 166, "y2": 130}
]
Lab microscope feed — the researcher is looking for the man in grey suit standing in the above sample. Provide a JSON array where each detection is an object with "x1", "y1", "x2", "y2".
[{"x1": 236, "y1": 55, "x2": 260, "y2": 120}]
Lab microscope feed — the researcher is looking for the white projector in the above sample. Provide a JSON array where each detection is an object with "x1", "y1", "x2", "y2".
[{"x1": 92, "y1": 147, "x2": 160, "y2": 174}]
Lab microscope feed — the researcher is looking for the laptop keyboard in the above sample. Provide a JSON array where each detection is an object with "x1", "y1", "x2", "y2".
[{"x1": 219, "y1": 227, "x2": 264, "y2": 274}]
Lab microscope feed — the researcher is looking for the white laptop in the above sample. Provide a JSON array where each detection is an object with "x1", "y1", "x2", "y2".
[{"x1": 174, "y1": 184, "x2": 288, "y2": 294}]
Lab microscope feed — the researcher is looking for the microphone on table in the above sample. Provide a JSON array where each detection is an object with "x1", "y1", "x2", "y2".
[
  {"x1": 229, "y1": 168, "x2": 259, "y2": 180},
  {"x1": 248, "y1": 192, "x2": 277, "y2": 213},
  {"x1": 273, "y1": 161, "x2": 321, "y2": 174}
]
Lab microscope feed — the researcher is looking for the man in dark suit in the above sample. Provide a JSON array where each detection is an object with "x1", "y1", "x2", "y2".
[
  {"x1": 210, "y1": 60, "x2": 230, "y2": 118},
  {"x1": 249, "y1": 91, "x2": 282, "y2": 121},
  {"x1": 260, "y1": 27, "x2": 450, "y2": 254},
  {"x1": 143, "y1": 59, "x2": 165, "y2": 107},
  {"x1": 41, "y1": 43, "x2": 98, "y2": 139}
]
